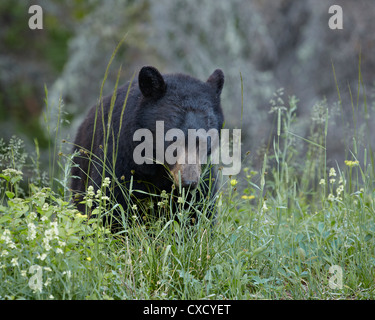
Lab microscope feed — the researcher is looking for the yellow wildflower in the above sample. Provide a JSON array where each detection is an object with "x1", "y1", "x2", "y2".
[
  {"x1": 76, "y1": 213, "x2": 88, "y2": 219},
  {"x1": 345, "y1": 160, "x2": 359, "y2": 168},
  {"x1": 241, "y1": 195, "x2": 255, "y2": 200},
  {"x1": 230, "y1": 179, "x2": 238, "y2": 186}
]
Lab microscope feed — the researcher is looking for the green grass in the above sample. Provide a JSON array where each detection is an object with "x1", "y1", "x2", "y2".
[
  {"x1": 1, "y1": 48, "x2": 375, "y2": 299},
  {"x1": 1, "y1": 93, "x2": 374, "y2": 300},
  {"x1": 1, "y1": 130, "x2": 375, "y2": 299}
]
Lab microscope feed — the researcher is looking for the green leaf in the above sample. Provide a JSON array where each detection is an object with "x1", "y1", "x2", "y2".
[
  {"x1": 5, "y1": 191, "x2": 15, "y2": 199},
  {"x1": 10, "y1": 176, "x2": 22, "y2": 184},
  {"x1": 318, "y1": 221, "x2": 325, "y2": 234},
  {"x1": 163, "y1": 244, "x2": 172, "y2": 266},
  {"x1": 0, "y1": 215, "x2": 11, "y2": 224},
  {"x1": 297, "y1": 247, "x2": 306, "y2": 260},
  {"x1": 0, "y1": 174, "x2": 10, "y2": 182},
  {"x1": 252, "y1": 245, "x2": 267, "y2": 257}
]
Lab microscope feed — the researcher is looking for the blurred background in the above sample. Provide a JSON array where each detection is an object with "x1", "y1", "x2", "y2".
[{"x1": 1, "y1": 0, "x2": 374, "y2": 174}]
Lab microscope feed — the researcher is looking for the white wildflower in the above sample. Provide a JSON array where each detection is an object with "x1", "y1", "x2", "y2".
[
  {"x1": 43, "y1": 239, "x2": 52, "y2": 251},
  {"x1": 102, "y1": 177, "x2": 111, "y2": 188},
  {"x1": 329, "y1": 167, "x2": 336, "y2": 177},
  {"x1": 101, "y1": 195, "x2": 110, "y2": 202},
  {"x1": 1, "y1": 250, "x2": 9, "y2": 257},
  {"x1": 1, "y1": 168, "x2": 23, "y2": 177},
  {"x1": 1, "y1": 229, "x2": 11, "y2": 242},
  {"x1": 37, "y1": 253, "x2": 47, "y2": 261},
  {"x1": 262, "y1": 201, "x2": 268, "y2": 212},
  {"x1": 50, "y1": 222, "x2": 59, "y2": 239},
  {"x1": 1, "y1": 229, "x2": 16, "y2": 249},
  {"x1": 28, "y1": 212, "x2": 37, "y2": 220},
  {"x1": 337, "y1": 185, "x2": 344, "y2": 194},
  {"x1": 11, "y1": 258, "x2": 18, "y2": 267},
  {"x1": 44, "y1": 278, "x2": 52, "y2": 286},
  {"x1": 87, "y1": 185, "x2": 95, "y2": 194},
  {"x1": 86, "y1": 198, "x2": 93, "y2": 208},
  {"x1": 58, "y1": 241, "x2": 66, "y2": 247},
  {"x1": 27, "y1": 223, "x2": 37, "y2": 241}
]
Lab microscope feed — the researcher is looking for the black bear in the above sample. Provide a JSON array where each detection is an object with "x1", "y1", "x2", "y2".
[{"x1": 71, "y1": 66, "x2": 224, "y2": 230}]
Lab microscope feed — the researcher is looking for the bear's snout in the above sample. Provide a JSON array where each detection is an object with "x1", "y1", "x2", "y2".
[
  {"x1": 170, "y1": 148, "x2": 201, "y2": 190},
  {"x1": 171, "y1": 162, "x2": 201, "y2": 190},
  {"x1": 181, "y1": 179, "x2": 198, "y2": 190}
]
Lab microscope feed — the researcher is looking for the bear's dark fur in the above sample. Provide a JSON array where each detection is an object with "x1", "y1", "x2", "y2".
[{"x1": 71, "y1": 66, "x2": 224, "y2": 230}]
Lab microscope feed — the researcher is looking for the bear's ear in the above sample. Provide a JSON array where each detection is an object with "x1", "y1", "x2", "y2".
[
  {"x1": 138, "y1": 66, "x2": 166, "y2": 100},
  {"x1": 207, "y1": 69, "x2": 224, "y2": 96}
]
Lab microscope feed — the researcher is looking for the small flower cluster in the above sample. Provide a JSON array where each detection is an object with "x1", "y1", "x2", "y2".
[
  {"x1": 1, "y1": 168, "x2": 23, "y2": 179},
  {"x1": 1, "y1": 229, "x2": 16, "y2": 251},
  {"x1": 0, "y1": 168, "x2": 24, "y2": 192},
  {"x1": 85, "y1": 186, "x2": 95, "y2": 208},
  {"x1": 243, "y1": 167, "x2": 258, "y2": 180},
  {"x1": 329, "y1": 167, "x2": 337, "y2": 184},
  {"x1": 157, "y1": 190, "x2": 169, "y2": 208},
  {"x1": 0, "y1": 182, "x2": 104, "y2": 298},
  {"x1": 345, "y1": 160, "x2": 359, "y2": 168},
  {"x1": 268, "y1": 88, "x2": 287, "y2": 114},
  {"x1": 42, "y1": 221, "x2": 59, "y2": 252},
  {"x1": 0, "y1": 164, "x2": 113, "y2": 298},
  {"x1": 83, "y1": 177, "x2": 112, "y2": 208},
  {"x1": 177, "y1": 197, "x2": 184, "y2": 204},
  {"x1": 320, "y1": 167, "x2": 345, "y2": 202},
  {"x1": 0, "y1": 214, "x2": 67, "y2": 295},
  {"x1": 261, "y1": 200, "x2": 268, "y2": 213}
]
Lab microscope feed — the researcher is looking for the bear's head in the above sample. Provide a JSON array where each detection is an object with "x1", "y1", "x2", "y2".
[{"x1": 134, "y1": 66, "x2": 224, "y2": 190}]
